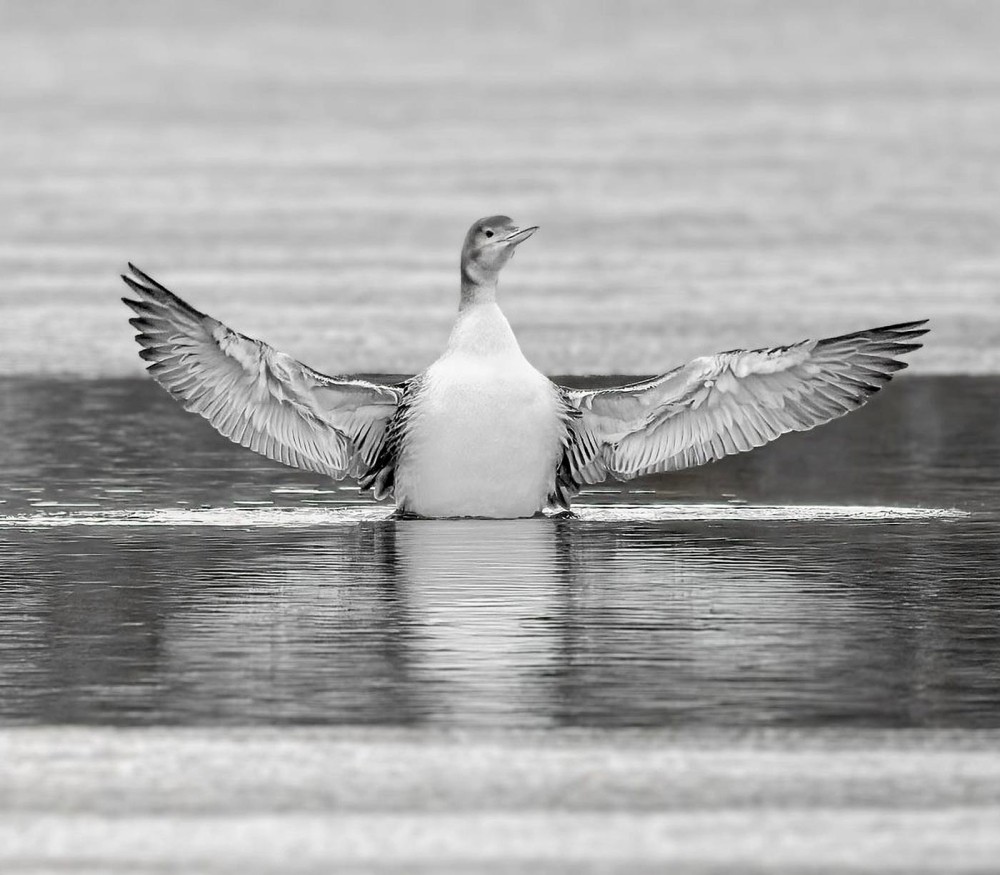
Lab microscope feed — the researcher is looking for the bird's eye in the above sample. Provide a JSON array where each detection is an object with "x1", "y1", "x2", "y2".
[{"x1": 484, "y1": 229, "x2": 494, "y2": 238}]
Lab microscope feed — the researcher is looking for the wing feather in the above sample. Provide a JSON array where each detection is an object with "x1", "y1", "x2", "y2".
[
  {"x1": 121, "y1": 264, "x2": 400, "y2": 480},
  {"x1": 561, "y1": 320, "x2": 928, "y2": 484}
]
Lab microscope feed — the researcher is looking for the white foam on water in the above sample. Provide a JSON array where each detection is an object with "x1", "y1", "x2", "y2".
[
  {"x1": 0, "y1": 506, "x2": 390, "y2": 529},
  {"x1": 0, "y1": 503, "x2": 969, "y2": 528},
  {"x1": 579, "y1": 504, "x2": 970, "y2": 522}
]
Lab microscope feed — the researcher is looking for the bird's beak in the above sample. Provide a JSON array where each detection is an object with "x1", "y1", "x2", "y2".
[{"x1": 503, "y1": 225, "x2": 539, "y2": 246}]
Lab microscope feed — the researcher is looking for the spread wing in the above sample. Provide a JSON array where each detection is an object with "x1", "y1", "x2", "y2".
[
  {"x1": 121, "y1": 263, "x2": 401, "y2": 479},
  {"x1": 559, "y1": 320, "x2": 928, "y2": 488}
]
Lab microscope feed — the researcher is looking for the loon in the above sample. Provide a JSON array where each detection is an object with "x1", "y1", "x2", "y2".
[{"x1": 122, "y1": 216, "x2": 927, "y2": 518}]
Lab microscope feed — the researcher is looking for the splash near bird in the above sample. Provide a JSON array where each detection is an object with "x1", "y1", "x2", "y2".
[{"x1": 122, "y1": 216, "x2": 927, "y2": 518}]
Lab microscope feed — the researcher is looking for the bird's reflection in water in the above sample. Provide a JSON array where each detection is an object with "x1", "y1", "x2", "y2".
[
  {"x1": 1, "y1": 514, "x2": 996, "y2": 726},
  {"x1": 377, "y1": 519, "x2": 569, "y2": 727}
]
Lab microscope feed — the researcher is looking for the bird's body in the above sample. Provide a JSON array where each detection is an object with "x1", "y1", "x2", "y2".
[
  {"x1": 122, "y1": 216, "x2": 928, "y2": 519},
  {"x1": 394, "y1": 304, "x2": 564, "y2": 517}
]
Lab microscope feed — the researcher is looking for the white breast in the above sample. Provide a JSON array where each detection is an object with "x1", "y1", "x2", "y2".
[{"x1": 395, "y1": 305, "x2": 564, "y2": 518}]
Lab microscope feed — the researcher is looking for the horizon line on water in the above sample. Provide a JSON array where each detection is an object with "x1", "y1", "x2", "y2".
[{"x1": 0, "y1": 504, "x2": 971, "y2": 529}]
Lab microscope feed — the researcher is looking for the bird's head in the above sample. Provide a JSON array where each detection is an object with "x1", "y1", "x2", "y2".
[{"x1": 460, "y1": 215, "x2": 538, "y2": 288}]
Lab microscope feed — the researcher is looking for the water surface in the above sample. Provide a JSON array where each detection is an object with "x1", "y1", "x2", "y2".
[{"x1": 0, "y1": 376, "x2": 997, "y2": 728}]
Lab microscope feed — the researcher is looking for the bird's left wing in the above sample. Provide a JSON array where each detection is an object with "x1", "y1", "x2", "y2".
[
  {"x1": 122, "y1": 264, "x2": 401, "y2": 479},
  {"x1": 559, "y1": 320, "x2": 928, "y2": 488}
]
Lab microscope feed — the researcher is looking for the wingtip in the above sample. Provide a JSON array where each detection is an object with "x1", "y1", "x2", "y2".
[
  {"x1": 121, "y1": 274, "x2": 150, "y2": 297},
  {"x1": 122, "y1": 295, "x2": 149, "y2": 315},
  {"x1": 127, "y1": 261, "x2": 171, "y2": 292},
  {"x1": 889, "y1": 318, "x2": 930, "y2": 338}
]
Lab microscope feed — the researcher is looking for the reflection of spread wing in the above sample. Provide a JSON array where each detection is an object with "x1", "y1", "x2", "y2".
[
  {"x1": 122, "y1": 263, "x2": 400, "y2": 479},
  {"x1": 558, "y1": 320, "x2": 928, "y2": 491}
]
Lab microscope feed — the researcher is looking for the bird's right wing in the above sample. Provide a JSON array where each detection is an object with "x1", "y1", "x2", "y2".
[
  {"x1": 559, "y1": 320, "x2": 928, "y2": 489},
  {"x1": 122, "y1": 264, "x2": 401, "y2": 479}
]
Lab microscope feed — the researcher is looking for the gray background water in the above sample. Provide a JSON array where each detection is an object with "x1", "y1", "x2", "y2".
[{"x1": 1, "y1": 0, "x2": 999, "y2": 377}]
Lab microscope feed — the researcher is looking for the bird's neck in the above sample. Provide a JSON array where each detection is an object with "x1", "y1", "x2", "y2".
[
  {"x1": 452, "y1": 260, "x2": 522, "y2": 358},
  {"x1": 460, "y1": 262, "x2": 498, "y2": 311},
  {"x1": 446, "y1": 301, "x2": 520, "y2": 357}
]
